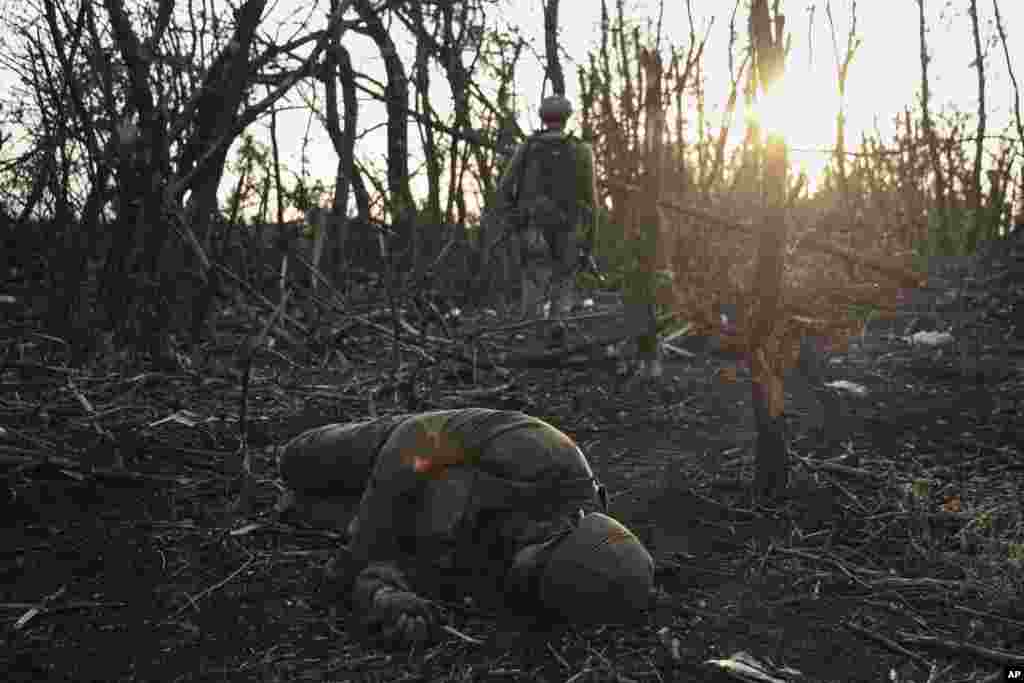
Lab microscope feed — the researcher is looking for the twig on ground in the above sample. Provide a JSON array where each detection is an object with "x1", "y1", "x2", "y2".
[
  {"x1": 441, "y1": 623, "x2": 483, "y2": 645},
  {"x1": 793, "y1": 454, "x2": 883, "y2": 481},
  {"x1": 452, "y1": 382, "x2": 515, "y2": 399},
  {"x1": 896, "y1": 631, "x2": 1024, "y2": 667},
  {"x1": 842, "y1": 620, "x2": 934, "y2": 671},
  {"x1": 165, "y1": 554, "x2": 260, "y2": 621}
]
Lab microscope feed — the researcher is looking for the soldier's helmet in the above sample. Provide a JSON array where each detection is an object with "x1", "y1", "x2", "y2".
[
  {"x1": 529, "y1": 512, "x2": 654, "y2": 624},
  {"x1": 539, "y1": 95, "x2": 573, "y2": 123}
]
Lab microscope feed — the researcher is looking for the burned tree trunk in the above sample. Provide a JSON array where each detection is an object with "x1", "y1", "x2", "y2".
[
  {"x1": 543, "y1": 0, "x2": 566, "y2": 96},
  {"x1": 916, "y1": 0, "x2": 950, "y2": 238},
  {"x1": 353, "y1": 0, "x2": 414, "y2": 248},
  {"x1": 322, "y1": 0, "x2": 359, "y2": 283},
  {"x1": 624, "y1": 47, "x2": 667, "y2": 379},
  {"x1": 748, "y1": 0, "x2": 789, "y2": 502}
]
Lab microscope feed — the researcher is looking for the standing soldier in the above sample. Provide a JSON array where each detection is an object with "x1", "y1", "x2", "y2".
[{"x1": 498, "y1": 95, "x2": 598, "y2": 340}]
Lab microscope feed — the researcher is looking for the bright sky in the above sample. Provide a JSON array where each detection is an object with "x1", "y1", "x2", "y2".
[
  {"x1": 1, "y1": 0, "x2": 1021, "y2": 214},
  {"x1": 279, "y1": 0, "x2": 1022, "y2": 213}
]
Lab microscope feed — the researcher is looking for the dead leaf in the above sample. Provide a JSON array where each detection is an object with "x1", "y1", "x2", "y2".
[{"x1": 717, "y1": 366, "x2": 738, "y2": 384}]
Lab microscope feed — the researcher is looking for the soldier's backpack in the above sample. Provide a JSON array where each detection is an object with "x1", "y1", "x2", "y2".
[{"x1": 515, "y1": 132, "x2": 580, "y2": 233}]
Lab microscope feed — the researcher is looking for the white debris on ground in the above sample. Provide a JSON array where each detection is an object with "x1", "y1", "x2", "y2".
[
  {"x1": 904, "y1": 330, "x2": 954, "y2": 347},
  {"x1": 825, "y1": 380, "x2": 868, "y2": 396},
  {"x1": 705, "y1": 650, "x2": 804, "y2": 682}
]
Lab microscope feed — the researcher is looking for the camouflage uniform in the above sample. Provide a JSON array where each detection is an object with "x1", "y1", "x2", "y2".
[
  {"x1": 497, "y1": 96, "x2": 598, "y2": 325},
  {"x1": 277, "y1": 409, "x2": 653, "y2": 646}
]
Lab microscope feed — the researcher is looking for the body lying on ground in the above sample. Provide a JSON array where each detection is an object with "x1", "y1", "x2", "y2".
[{"x1": 276, "y1": 408, "x2": 654, "y2": 647}]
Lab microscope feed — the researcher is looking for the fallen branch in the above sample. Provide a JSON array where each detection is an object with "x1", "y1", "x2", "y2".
[
  {"x1": 793, "y1": 454, "x2": 885, "y2": 481},
  {"x1": 497, "y1": 330, "x2": 630, "y2": 367},
  {"x1": 452, "y1": 382, "x2": 516, "y2": 399},
  {"x1": 842, "y1": 621, "x2": 934, "y2": 671},
  {"x1": 470, "y1": 311, "x2": 623, "y2": 339},
  {"x1": 8, "y1": 600, "x2": 127, "y2": 631},
  {"x1": 896, "y1": 631, "x2": 1024, "y2": 667},
  {"x1": 661, "y1": 342, "x2": 696, "y2": 359},
  {"x1": 164, "y1": 555, "x2": 261, "y2": 622},
  {"x1": 0, "y1": 451, "x2": 189, "y2": 485},
  {"x1": 441, "y1": 623, "x2": 483, "y2": 645}
]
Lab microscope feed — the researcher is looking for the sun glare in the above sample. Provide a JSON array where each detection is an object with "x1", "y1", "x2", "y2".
[
  {"x1": 744, "y1": 66, "x2": 840, "y2": 194},
  {"x1": 751, "y1": 68, "x2": 831, "y2": 146}
]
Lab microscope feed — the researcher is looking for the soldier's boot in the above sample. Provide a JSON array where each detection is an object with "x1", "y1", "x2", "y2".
[
  {"x1": 521, "y1": 263, "x2": 552, "y2": 320},
  {"x1": 545, "y1": 270, "x2": 576, "y2": 346}
]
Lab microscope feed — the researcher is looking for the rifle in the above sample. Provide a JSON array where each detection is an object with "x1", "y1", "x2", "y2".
[
  {"x1": 577, "y1": 204, "x2": 603, "y2": 283},
  {"x1": 578, "y1": 249, "x2": 606, "y2": 284}
]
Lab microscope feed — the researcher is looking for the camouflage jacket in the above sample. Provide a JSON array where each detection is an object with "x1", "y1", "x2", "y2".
[
  {"x1": 280, "y1": 409, "x2": 603, "y2": 611},
  {"x1": 497, "y1": 130, "x2": 599, "y2": 236}
]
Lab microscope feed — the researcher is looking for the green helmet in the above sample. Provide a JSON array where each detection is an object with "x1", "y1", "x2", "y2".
[
  {"x1": 539, "y1": 95, "x2": 573, "y2": 122},
  {"x1": 515, "y1": 512, "x2": 653, "y2": 624}
]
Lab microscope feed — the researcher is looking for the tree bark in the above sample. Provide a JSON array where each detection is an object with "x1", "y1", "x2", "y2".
[
  {"x1": 916, "y1": 0, "x2": 949, "y2": 237},
  {"x1": 825, "y1": 0, "x2": 861, "y2": 275},
  {"x1": 323, "y1": 2, "x2": 357, "y2": 280},
  {"x1": 352, "y1": 0, "x2": 413, "y2": 244},
  {"x1": 967, "y1": 0, "x2": 987, "y2": 248},
  {"x1": 626, "y1": 47, "x2": 667, "y2": 378},
  {"x1": 409, "y1": 3, "x2": 441, "y2": 231},
  {"x1": 544, "y1": 0, "x2": 566, "y2": 95},
  {"x1": 176, "y1": 0, "x2": 267, "y2": 349},
  {"x1": 102, "y1": 0, "x2": 183, "y2": 357},
  {"x1": 749, "y1": 0, "x2": 790, "y2": 502},
  {"x1": 991, "y1": 0, "x2": 1023, "y2": 161}
]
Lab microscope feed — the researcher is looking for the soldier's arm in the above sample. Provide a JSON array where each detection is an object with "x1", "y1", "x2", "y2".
[
  {"x1": 350, "y1": 559, "x2": 435, "y2": 646},
  {"x1": 347, "y1": 464, "x2": 421, "y2": 588},
  {"x1": 577, "y1": 142, "x2": 597, "y2": 211},
  {"x1": 496, "y1": 144, "x2": 526, "y2": 208},
  {"x1": 577, "y1": 142, "x2": 599, "y2": 245},
  {"x1": 346, "y1": 481, "x2": 437, "y2": 646},
  {"x1": 344, "y1": 419, "x2": 445, "y2": 645}
]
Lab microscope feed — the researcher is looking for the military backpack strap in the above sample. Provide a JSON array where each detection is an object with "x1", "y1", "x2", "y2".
[
  {"x1": 536, "y1": 132, "x2": 580, "y2": 231},
  {"x1": 512, "y1": 135, "x2": 536, "y2": 217},
  {"x1": 512, "y1": 131, "x2": 583, "y2": 235},
  {"x1": 500, "y1": 135, "x2": 534, "y2": 235}
]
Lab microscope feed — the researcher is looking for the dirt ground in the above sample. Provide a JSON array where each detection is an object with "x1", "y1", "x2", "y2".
[{"x1": 3, "y1": 257, "x2": 1024, "y2": 682}]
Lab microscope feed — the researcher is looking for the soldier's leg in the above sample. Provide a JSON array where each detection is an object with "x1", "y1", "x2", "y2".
[
  {"x1": 520, "y1": 228, "x2": 553, "y2": 319},
  {"x1": 276, "y1": 420, "x2": 397, "y2": 531},
  {"x1": 544, "y1": 227, "x2": 577, "y2": 344},
  {"x1": 549, "y1": 227, "x2": 578, "y2": 319}
]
